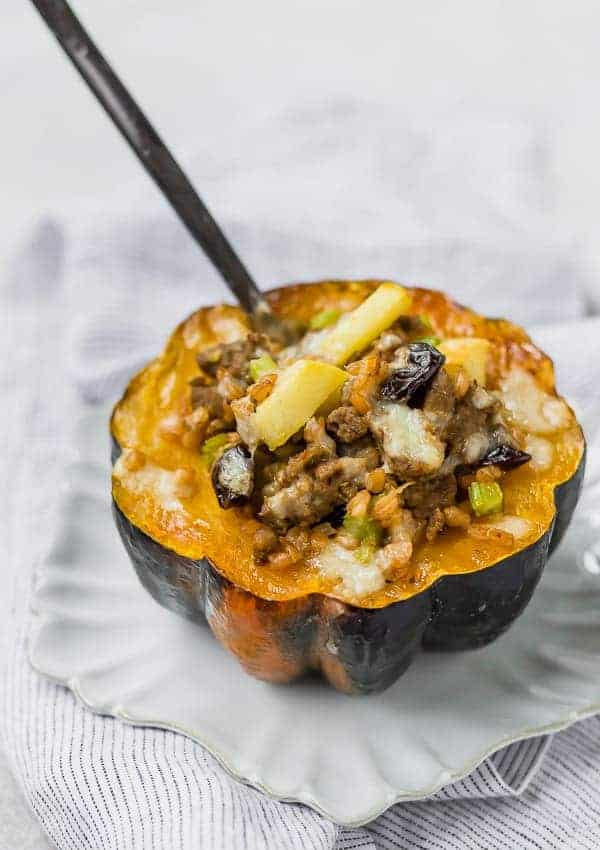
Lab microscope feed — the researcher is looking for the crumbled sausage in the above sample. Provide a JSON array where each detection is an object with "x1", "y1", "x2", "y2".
[
  {"x1": 189, "y1": 382, "x2": 227, "y2": 417},
  {"x1": 338, "y1": 439, "x2": 381, "y2": 468},
  {"x1": 196, "y1": 334, "x2": 270, "y2": 380},
  {"x1": 253, "y1": 526, "x2": 278, "y2": 561},
  {"x1": 443, "y1": 505, "x2": 471, "y2": 528},
  {"x1": 423, "y1": 369, "x2": 456, "y2": 436},
  {"x1": 441, "y1": 387, "x2": 503, "y2": 471},
  {"x1": 425, "y1": 508, "x2": 445, "y2": 542},
  {"x1": 259, "y1": 455, "x2": 373, "y2": 532},
  {"x1": 403, "y1": 474, "x2": 457, "y2": 519},
  {"x1": 326, "y1": 405, "x2": 369, "y2": 443},
  {"x1": 304, "y1": 417, "x2": 336, "y2": 453}
]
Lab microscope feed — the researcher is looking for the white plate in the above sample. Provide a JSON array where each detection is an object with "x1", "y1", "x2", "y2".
[{"x1": 30, "y1": 406, "x2": 600, "y2": 826}]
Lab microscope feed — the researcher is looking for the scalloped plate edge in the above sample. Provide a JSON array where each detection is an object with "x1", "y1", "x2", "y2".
[{"x1": 27, "y1": 618, "x2": 600, "y2": 826}]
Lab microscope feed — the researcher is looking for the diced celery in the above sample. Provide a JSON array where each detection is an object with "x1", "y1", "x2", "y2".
[
  {"x1": 249, "y1": 354, "x2": 277, "y2": 382},
  {"x1": 468, "y1": 481, "x2": 503, "y2": 516},
  {"x1": 309, "y1": 309, "x2": 341, "y2": 330},
  {"x1": 342, "y1": 515, "x2": 382, "y2": 547},
  {"x1": 355, "y1": 542, "x2": 376, "y2": 564},
  {"x1": 201, "y1": 433, "x2": 230, "y2": 465},
  {"x1": 342, "y1": 515, "x2": 365, "y2": 538},
  {"x1": 416, "y1": 335, "x2": 442, "y2": 348}
]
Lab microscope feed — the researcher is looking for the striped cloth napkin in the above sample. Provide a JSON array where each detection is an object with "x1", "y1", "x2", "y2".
[
  {"x1": 3, "y1": 106, "x2": 600, "y2": 846},
  {"x1": 1, "y1": 210, "x2": 600, "y2": 850}
]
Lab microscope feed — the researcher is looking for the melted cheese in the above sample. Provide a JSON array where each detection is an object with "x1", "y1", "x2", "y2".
[
  {"x1": 114, "y1": 455, "x2": 183, "y2": 512},
  {"x1": 371, "y1": 402, "x2": 445, "y2": 475},
  {"x1": 484, "y1": 515, "x2": 533, "y2": 540},
  {"x1": 525, "y1": 434, "x2": 554, "y2": 471},
  {"x1": 311, "y1": 543, "x2": 387, "y2": 598},
  {"x1": 500, "y1": 368, "x2": 571, "y2": 434}
]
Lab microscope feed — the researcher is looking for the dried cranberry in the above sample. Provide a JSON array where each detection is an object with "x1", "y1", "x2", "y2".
[
  {"x1": 212, "y1": 445, "x2": 254, "y2": 508},
  {"x1": 480, "y1": 445, "x2": 531, "y2": 470},
  {"x1": 379, "y1": 342, "x2": 445, "y2": 405}
]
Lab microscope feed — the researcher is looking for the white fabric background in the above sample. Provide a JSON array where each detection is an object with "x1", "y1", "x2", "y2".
[
  {"x1": 2, "y1": 2, "x2": 600, "y2": 847},
  {"x1": 2, "y1": 200, "x2": 600, "y2": 850}
]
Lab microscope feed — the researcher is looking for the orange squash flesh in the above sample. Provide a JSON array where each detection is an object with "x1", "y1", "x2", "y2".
[{"x1": 111, "y1": 280, "x2": 584, "y2": 608}]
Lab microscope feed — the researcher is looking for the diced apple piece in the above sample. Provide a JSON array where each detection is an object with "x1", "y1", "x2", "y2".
[
  {"x1": 316, "y1": 283, "x2": 412, "y2": 365},
  {"x1": 316, "y1": 385, "x2": 344, "y2": 416},
  {"x1": 252, "y1": 359, "x2": 347, "y2": 450},
  {"x1": 438, "y1": 338, "x2": 491, "y2": 386}
]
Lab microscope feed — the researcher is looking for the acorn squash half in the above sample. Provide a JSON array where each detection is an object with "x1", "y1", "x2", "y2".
[{"x1": 111, "y1": 281, "x2": 585, "y2": 694}]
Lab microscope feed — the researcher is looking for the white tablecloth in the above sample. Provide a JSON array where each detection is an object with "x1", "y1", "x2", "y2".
[{"x1": 2, "y1": 2, "x2": 600, "y2": 847}]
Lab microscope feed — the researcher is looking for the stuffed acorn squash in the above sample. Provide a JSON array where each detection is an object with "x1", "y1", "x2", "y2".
[{"x1": 111, "y1": 281, "x2": 585, "y2": 694}]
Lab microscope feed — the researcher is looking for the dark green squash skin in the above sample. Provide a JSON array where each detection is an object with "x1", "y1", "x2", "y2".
[
  {"x1": 422, "y1": 448, "x2": 584, "y2": 652},
  {"x1": 111, "y1": 436, "x2": 585, "y2": 694}
]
